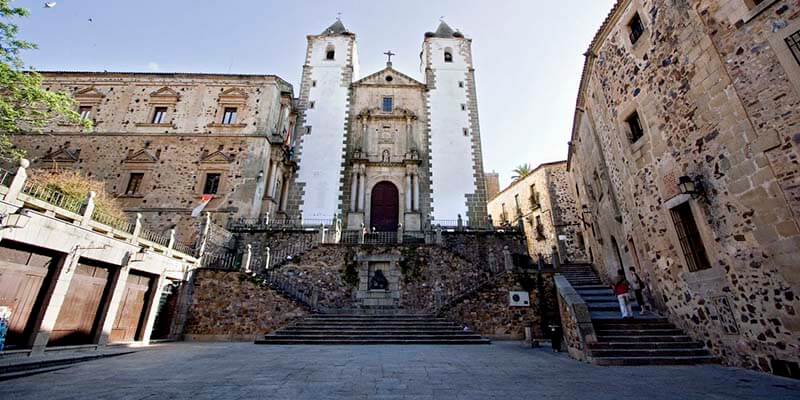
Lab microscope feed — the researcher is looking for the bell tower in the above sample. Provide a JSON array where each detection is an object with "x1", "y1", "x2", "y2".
[
  {"x1": 289, "y1": 19, "x2": 360, "y2": 221},
  {"x1": 422, "y1": 21, "x2": 488, "y2": 226}
]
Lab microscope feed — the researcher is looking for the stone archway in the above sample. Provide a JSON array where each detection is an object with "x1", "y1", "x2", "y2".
[{"x1": 370, "y1": 181, "x2": 399, "y2": 231}]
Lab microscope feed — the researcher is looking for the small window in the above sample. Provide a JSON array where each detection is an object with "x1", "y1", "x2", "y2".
[
  {"x1": 745, "y1": 0, "x2": 766, "y2": 9},
  {"x1": 463, "y1": 128, "x2": 469, "y2": 137},
  {"x1": 79, "y1": 106, "x2": 92, "y2": 120},
  {"x1": 222, "y1": 107, "x2": 238, "y2": 125},
  {"x1": 311, "y1": 80, "x2": 317, "y2": 87},
  {"x1": 458, "y1": 81, "x2": 464, "y2": 88},
  {"x1": 382, "y1": 97, "x2": 393, "y2": 112},
  {"x1": 309, "y1": 101, "x2": 315, "y2": 109},
  {"x1": 325, "y1": 47, "x2": 335, "y2": 60},
  {"x1": 670, "y1": 202, "x2": 711, "y2": 272},
  {"x1": 785, "y1": 29, "x2": 800, "y2": 65},
  {"x1": 514, "y1": 194, "x2": 521, "y2": 213},
  {"x1": 151, "y1": 107, "x2": 167, "y2": 124},
  {"x1": 203, "y1": 173, "x2": 221, "y2": 195},
  {"x1": 444, "y1": 51, "x2": 453, "y2": 63},
  {"x1": 125, "y1": 173, "x2": 144, "y2": 195},
  {"x1": 461, "y1": 104, "x2": 466, "y2": 111},
  {"x1": 628, "y1": 13, "x2": 645, "y2": 45},
  {"x1": 626, "y1": 111, "x2": 645, "y2": 143}
]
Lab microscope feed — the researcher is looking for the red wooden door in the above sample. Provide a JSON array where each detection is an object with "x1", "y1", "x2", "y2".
[
  {"x1": 110, "y1": 272, "x2": 152, "y2": 343},
  {"x1": 0, "y1": 244, "x2": 54, "y2": 348},
  {"x1": 49, "y1": 263, "x2": 110, "y2": 346},
  {"x1": 370, "y1": 181, "x2": 399, "y2": 231}
]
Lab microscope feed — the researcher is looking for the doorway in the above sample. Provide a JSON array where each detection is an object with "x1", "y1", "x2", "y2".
[{"x1": 370, "y1": 181, "x2": 399, "y2": 231}]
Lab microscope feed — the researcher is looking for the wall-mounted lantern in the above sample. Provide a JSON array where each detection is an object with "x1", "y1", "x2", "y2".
[
  {"x1": 678, "y1": 175, "x2": 707, "y2": 199},
  {"x1": 1, "y1": 209, "x2": 31, "y2": 229}
]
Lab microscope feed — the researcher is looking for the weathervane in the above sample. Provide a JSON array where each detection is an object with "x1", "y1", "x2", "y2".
[{"x1": 337, "y1": 12, "x2": 342, "y2": 21}]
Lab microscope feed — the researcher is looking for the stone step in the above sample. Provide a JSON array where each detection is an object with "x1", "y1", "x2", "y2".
[
  {"x1": 589, "y1": 312, "x2": 656, "y2": 320},
  {"x1": 255, "y1": 338, "x2": 492, "y2": 345},
  {"x1": 277, "y1": 329, "x2": 468, "y2": 334},
  {"x1": 593, "y1": 322, "x2": 675, "y2": 330},
  {"x1": 588, "y1": 341, "x2": 705, "y2": 350},
  {"x1": 309, "y1": 314, "x2": 436, "y2": 319},
  {"x1": 589, "y1": 348, "x2": 711, "y2": 358},
  {"x1": 293, "y1": 323, "x2": 461, "y2": 329},
  {"x1": 266, "y1": 334, "x2": 485, "y2": 340},
  {"x1": 594, "y1": 335, "x2": 694, "y2": 343},
  {"x1": 595, "y1": 328, "x2": 683, "y2": 336},
  {"x1": 593, "y1": 317, "x2": 670, "y2": 325},
  {"x1": 591, "y1": 355, "x2": 717, "y2": 366},
  {"x1": 575, "y1": 285, "x2": 613, "y2": 291},
  {"x1": 587, "y1": 304, "x2": 642, "y2": 312}
]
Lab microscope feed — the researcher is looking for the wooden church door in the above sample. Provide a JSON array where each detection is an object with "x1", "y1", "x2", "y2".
[{"x1": 370, "y1": 181, "x2": 399, "y2": 232}]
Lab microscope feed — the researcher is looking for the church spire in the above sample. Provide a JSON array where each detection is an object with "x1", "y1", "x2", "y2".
[
  {"x1": 320, "y1": 19, "x2": 349, "y2": 35},
  {"x1": 425, "y1": 20, "x2": 465, "y2": 38}
]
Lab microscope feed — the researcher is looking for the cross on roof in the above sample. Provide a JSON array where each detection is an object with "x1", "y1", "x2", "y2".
[{"x1": 384, "y1": 50, "x2": 396, "y2": 64}]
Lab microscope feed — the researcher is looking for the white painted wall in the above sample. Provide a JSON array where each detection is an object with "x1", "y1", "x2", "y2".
[
  {"x1": 426, "y1": 38, "x2": 474, "y2": 222},
  {"x1": 295, "y1": 35, "x2": 355, "y2": 220}
]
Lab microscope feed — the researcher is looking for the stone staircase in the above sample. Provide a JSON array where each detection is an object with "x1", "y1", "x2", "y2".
[
  {"x1": 559, "y1": 264, "x2": 715, "y2": 366},
  {"x1": 256, "y1": 314, "x2": 491, "y2": 345}
]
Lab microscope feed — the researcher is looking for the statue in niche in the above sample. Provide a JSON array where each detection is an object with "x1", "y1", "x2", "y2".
[
  {"x1": 381, "y1": 149, "x2": 391, "y2": 162},
  {"x1": 369, "y1": 269, "x2": 389, "y2": 290}
]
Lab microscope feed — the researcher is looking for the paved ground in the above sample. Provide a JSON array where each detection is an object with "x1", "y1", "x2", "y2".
[{"x1": 1, "y1": 342, "x2": 798, "y2": 399}]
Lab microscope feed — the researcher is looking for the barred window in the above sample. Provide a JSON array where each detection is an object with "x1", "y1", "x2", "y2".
[
  {"x1": 786, "y1": 29, "x2": 800, "y2": 65},
  {"x1": 670, "y1": 202, "x2": 711, "y2": 272}
]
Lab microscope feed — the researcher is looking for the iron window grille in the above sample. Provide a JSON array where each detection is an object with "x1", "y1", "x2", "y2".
[
  {"x1": 203, "y1": 173, "x2": 221, "y2": 195},
  {"x1": 670, "y1": 202, "x2": 711, "y2": 272},
  {"x1": 629, "y1": 13, "x2": 645, "y2": 45},
  {"x1": 125, "y1": 173, "x2": 144, "y2": 195},
  {"x1": 151, "y1": 107, "x2": 167, "y2": 124},
  {"x1": 786, "y1": 29, "x2": 800, "y2": 65}
]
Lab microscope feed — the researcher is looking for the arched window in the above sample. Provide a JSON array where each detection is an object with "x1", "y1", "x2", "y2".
[
  {"x1": 443, "y1": 48, "x2": 453, "y2": 63},
  {"x1": 325, "y1": 45, "x2": 335, "y2": 60}
]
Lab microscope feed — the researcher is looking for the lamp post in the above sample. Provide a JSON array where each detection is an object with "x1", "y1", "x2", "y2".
[{"x1": 678, "y1": 175, "x2": 707, "y2": 200}]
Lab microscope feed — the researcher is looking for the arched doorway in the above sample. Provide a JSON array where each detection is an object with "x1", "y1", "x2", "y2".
[{"x1": 370, "y1": 181, "x2": 399, "y2": 231}]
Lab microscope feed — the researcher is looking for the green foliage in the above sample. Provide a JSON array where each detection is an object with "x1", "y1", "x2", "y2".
[
  {"x1": 511, "y1": 163, "x2": 532, "y2": 181},
  {"x1": 0, "y1": 0, "x2": 90, "y2": 160},
  {"x1": 341, "y1": 248, "x2": 359, "y2": 287}
]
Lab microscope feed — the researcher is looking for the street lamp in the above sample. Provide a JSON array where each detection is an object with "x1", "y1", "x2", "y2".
[{"x1": 678, "y1": 175, "x2": 707, "y2": 199}]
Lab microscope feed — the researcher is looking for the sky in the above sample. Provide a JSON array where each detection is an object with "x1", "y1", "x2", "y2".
[{"x1": 14, "y1": 0, "x2": 615, "y2": 189}]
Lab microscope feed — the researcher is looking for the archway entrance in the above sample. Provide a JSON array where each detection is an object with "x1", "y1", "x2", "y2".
[{"x1": 370, "y1": 181, "x2": 399, "y2": 231}]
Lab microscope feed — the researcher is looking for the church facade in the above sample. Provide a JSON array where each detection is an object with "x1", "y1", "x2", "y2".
[{"x1": 289, "y1": 21, "x2": 489, "y2": 231}]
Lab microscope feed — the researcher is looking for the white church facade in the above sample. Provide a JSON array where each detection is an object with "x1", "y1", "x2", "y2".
[{"x1": 288, "y1": 20, "x2": 489, "y2": 231}]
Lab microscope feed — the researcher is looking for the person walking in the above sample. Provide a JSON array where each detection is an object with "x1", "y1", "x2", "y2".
[
  {"x1": 612, "y1": 269, "x2": 633, "y2": 319},
  {"x1": 628, "y1": 267, "x2": 648, "y2": 315}
]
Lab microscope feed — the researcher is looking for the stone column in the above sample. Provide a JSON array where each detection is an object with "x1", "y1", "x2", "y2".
[
  {"x1": 95, "y1": 253, "x2": 133, "y2": 346},
  {"x1": 80, "y1": 191, "x2": 96, "y2": 227},
  {"x1": 3, "y1": 158, "x2": 29, "y2": 204},
  {"x1": 267, "y1": 161, "x2": 278, "y2": 199},
  {"x1": 405, "y1": 174, "x2": 412, "y2": 211},
  {"x1": 140, "y1": 274, "x2": 168, "y2": 344},
  {"x1": 350, "y1": 170, "x2": 359, "y2": 212},
  {"x1": 362, "y1": 117, "x2": 369, "y2": 155},
  {"x1": 29, "y1": 246, "x2": 82, "y2": 354},
  {"x1": 279, "y1": 173, "x2": 290, "y2": 212},
  {"x1": 358, "y1": 169, "x2": 366, "y2": 212},
  {"x1": 405, "y1": 116, "x2": 413, "y2": 153},
  {"x1": 413, "y1": 174, "x2": 420, "y2": 212}
]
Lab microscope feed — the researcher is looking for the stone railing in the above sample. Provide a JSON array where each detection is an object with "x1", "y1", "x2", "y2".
[
  {"x1": 227, "y1": 215, "x2": 335, "y2": 232},
  {"x1": 554, "y1": 274, "x2": 597, "y2": 361},
  {"x1": 0, "y1": 159, "x2": 198, "y2": 262}
]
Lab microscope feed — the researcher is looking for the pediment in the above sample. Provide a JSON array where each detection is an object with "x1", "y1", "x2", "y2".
[
  {"x1": 200, "y1": 150, "x2": 233, "y2": 163},
  {"x1": 124, "y1": 148, "x2": 160, "y2": 163},
  {"x1": 150, "y1": 86, "x2": 180, "y2": 102},
  {"x1": 74, "y1": 87, "x2": 106, "y2": 99},
  {"x1": 39, "y1": 146, "x2": 80, "y2": 164},
  {"x1": 357, "y1": 106, "x2": 418, "y2": 120},
  {"x1": 218, "y1": 88, "x2": 248, "y2": 102},
  {"x1": 354, "y1": 67, "x2": 424, "y2": 87}
]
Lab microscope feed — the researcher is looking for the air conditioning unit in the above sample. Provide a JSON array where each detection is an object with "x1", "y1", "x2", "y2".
[{"x1": 509, "y1": 291, "x2": 530, "y2": 307}]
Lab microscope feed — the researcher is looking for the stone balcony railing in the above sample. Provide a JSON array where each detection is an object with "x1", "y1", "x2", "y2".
[{"x1": 0, "y1": 159, "x2": 198, "y2": 263}]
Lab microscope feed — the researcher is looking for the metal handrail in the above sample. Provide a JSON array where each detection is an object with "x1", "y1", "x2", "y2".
[
  {"x1": 91, "y1": 209, "x2": 135, "y2": 233},
  {"x1": 140, "y1": 229, "x2": 170, "y2": 247},
  {"x1": 0, "y1": 167, "x2": 14, "y2": 187},
  {"x1": 21, "y1": 181, "x2": 85, "y2": 214}
]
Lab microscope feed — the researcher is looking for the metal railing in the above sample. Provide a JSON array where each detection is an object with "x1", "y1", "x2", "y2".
[
  {"x1": 267, "y1": 237, "x2": 317, "y2": 270},
  {"x1": 261, "y1": 269, "x2": 320, "y2": 311},
  {"x1": 21, "y1": 181, "x2": 85, "y2": 214},
  {"x1": 363, "y1": 231, "x2": 397, "y2": 244},
  {"x1": 91, "y1": 209, "x2": 135, "y2": 233},
  {"x1": 228, "y1": 215, "x2": 334, "y2": 231},
  {"x1": 201, "y1": 250, "x2": 238, "y2": 270},
  {"x1": 172, "y1": 240, "x2": 197, "y2": 257},
  {"x1": 140, "y1": 228, "x2": 170, "y2": 247}
]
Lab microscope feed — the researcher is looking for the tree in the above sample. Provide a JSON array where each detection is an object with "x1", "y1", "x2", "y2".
[
  {"x1": 0, "y1": 0, "x2": 89, "y2": 159},
  {"x1": 511, "y1": 163, "x2": 532, "y2": 181}
]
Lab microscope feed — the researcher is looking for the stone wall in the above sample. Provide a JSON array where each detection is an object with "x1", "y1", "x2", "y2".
[
  {"x1": 567, "y1": 0, "x2": 800, "y2": 375},
  {"x1": 183, "y1": 269, "x2": 308, "y2": 341},
  {"x1": 442, "y1": 272, "x2": 556, "y2": 340},
  {"x1": 9, "y1": 72, "x2": 296, "y2": 242}
]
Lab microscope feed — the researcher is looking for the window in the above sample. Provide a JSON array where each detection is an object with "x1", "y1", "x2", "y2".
[
  {"x1": 535, "y1": 215, "x2": 545, "y2": 240},
  {"x1": 325, "y1": 46, "x2": 335, "y2": 60},
  {"x1": 151, "y1": 107, "x2": 167, "y2": 124},
  {"x1": 501, "y1": 203, "x2": 508, "y2": 223},
  {"x1": 309, "y1": 101, "x2": 315, "y2": 109},
  {"x1": 514, "y1": 194, "x2": 521, "y2": 215},
  {"x1": 458, "y1": 81, "x2": 464, "y2": 88},
  {"x1": 222, "y1": 107, "x2": 238, "y2": 125},
  {"x1": 463, "y1": 128, "x2": 469, "y2": 137},
  {"x1": 382, "y1": 97, "x2": 393, "y2": 112},
  {"x1": 444, "y1": 50, "x2": 453, "y2": 63},
  {"x1": 461, "y1": 104, "x2": 466, "y2": 111},
  {"x1": 626, "y1": 111, "x2": 645, "y2": 143},
  {"x1": 530, "y1": 184, "x2": 540, "y2": 209},
  {"x1": 311, "y1": 80, "x2": 317, "y2": 87},
  {"x1": 745, "y1": 0, "x2": 766, "y2": 8},
  {"x1": 670, "y1": 202, "x2": 711, "y2": 272},
  {"x1": 79, "y1": 106, "x2": 92, "y2": 120},
  {"x1": 203, "y1": 173, "x2": 221, "y2": 195},
  {"x1": 628, "y1": 12, "x2": 645, "y2": 45},
  {"x1": 786, "y1": 29, "x2": 800, "y2": 65},
  {"x1": 125, "y1": 173, "x2": 144, "y2": 195}
]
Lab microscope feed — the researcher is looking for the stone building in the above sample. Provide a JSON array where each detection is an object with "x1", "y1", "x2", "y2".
[
  {"x1": 484, "y1": 171, "x2": 500, "y2": 200},
  {"x1": 10, "y1": 72, "x2": 297, "y2": 242},
  {"x1": 487, "y1": 161, "x2": 588, "y2": 263},
  {"x1": 567, "y1": 0, "x2": 800, "y2": 376},
  {"x1": 290, "y1": 20, "x2": 489, "y2": 230}
]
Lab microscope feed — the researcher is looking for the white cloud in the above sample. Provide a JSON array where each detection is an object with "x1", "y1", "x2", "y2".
[{"x1": 147, "y1": 62, "x2": 160, "y2": 72}]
